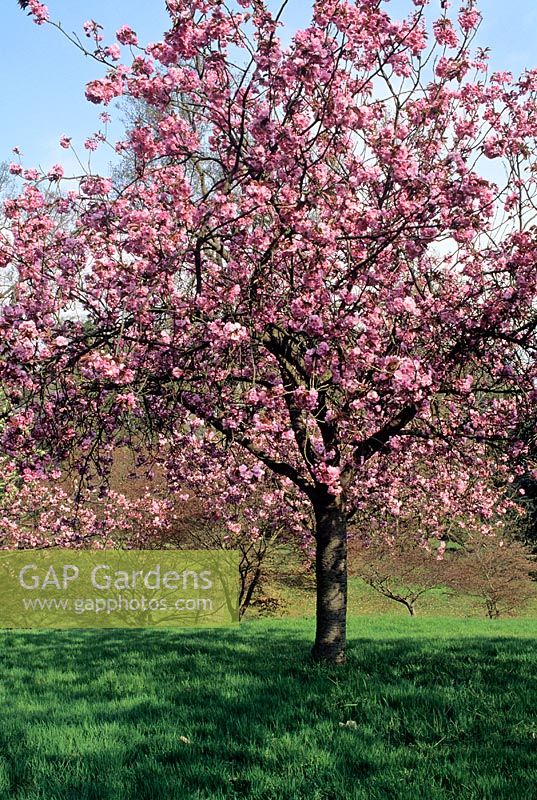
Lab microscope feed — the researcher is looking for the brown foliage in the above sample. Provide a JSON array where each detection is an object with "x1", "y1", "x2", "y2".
[
  {"x1": 446, "y1": 533, "x2": 536, "y2": 618},
  {"x1": 348, "y1": 535, "x2": 448, "y2": 616}
]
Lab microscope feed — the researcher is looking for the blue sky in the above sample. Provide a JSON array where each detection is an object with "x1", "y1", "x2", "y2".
[{"x1": 2, "y1": 0, "x2": 537, "y2": 175}]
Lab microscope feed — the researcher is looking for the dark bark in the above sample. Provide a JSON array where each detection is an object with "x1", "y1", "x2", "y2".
[
  {"x1": 406, "y1": 602, "x2": 416, "y2": 617},
  {"x1": 486, "y1": 599, "x2": 500, "y2": 619},
  {"x1": 239, "y1": 565, "x2": 261, "y2": 618},
  {"x1": 311, "y1": 497, "x2": 347, "y2": 665}
]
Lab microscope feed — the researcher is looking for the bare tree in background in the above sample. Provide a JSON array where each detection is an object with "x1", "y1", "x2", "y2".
[
  {"x1": 348, "y1": 535, "x2": 449, "y2": 617},
  {"x1": 447, "y1": 534, "x2": 536, "y2": 619}
]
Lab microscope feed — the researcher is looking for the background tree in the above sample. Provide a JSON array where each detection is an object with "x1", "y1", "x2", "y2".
[
  {"x1": 1, "y1": 0, "x2": 536, "y2": 664},
  {"x1": 348, "y1": 533, "x2": 449, "y2": 617},
  {"x1": 171, "y1": 516, "x2": 285, "y2": 618},
  {"x1": 447, "y1": 533, "x2": 536, "y2": 618}
]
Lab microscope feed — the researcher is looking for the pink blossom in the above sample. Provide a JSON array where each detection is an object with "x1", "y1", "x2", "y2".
[
  {"x1": 402, "y1": 296, "x2": 419, "y2": 315},
  {"x1": 85, "y1": 68, "x2": 127, "y2": 105},
  {"x1": 222, "y1": 322, "x2": 248, "y2": 342},
  {"x1": 28, "y1": 0, "x2": 48, "y2": 25},
  {"x1": 80, "y1": 176, "x2": 113, "y2": 196},
  {"x1": 483, "y1": 135, "x2": 505, "y2": 159},
  {"x1": 47, "y1": 164, "x2": 64, "y2": 181},
  {"x1": 105, "y1": 44, "x2": 121, "y2": 61},
  {"x1": 18, "y1": 321, "x2": 38, "y2": 338},
  {"x1": 83, "y1": 20, "x2": 103, "y2": 42},
  {"x1": 115, "y1": 392, "x2": 138, "y2": 409},
  {"x1": 433, "y1": 19, "x2": 459, "y2": 48},
  {"x1": 293, "y1": 387, "x2": 319, "y2": 411},
  {"x1": 436, "y1": 541, "x2": 446, "y2": 561},
  {"x1": 84, "y1": 137, "x2": 100, "y2": 152},
  {"x1": 457, "y1": 375, "x2": 474, "y2": 393},
  {"x1": 116, "y1": 25, "x2": 138, "y2": 46},
  {"x1": 59, "y1": 135, "x2": 72, "y2": 149},
  {"x1": 459, "y1": 7, "x2": 481, "y2": 32}
]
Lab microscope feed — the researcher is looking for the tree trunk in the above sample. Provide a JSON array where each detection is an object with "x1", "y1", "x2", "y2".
[
  {"x1": 406, "y1": 602, "x2": 416, "y2": 617},
  {"x1": 311, "y1": 498, "x2": 347, "y2": 665},
  {"x1": 239, "y1": 565, "x2": 261, "y2": 618},
  {"x1": 486, "y1": 599, "x2": 500, "y2": 619}
]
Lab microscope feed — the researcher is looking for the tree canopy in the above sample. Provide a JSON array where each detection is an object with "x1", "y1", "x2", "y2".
[{"x1": 1, "y1": 0, "x2": 536, "y2": 662}]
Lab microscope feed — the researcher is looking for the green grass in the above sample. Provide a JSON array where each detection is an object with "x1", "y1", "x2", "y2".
[{"x1": 1, "y1": 617, "x2": 537, "y2": 799}]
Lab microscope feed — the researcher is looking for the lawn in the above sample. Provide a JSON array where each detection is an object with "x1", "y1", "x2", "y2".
[{"x1": 0, "y1": 617, "x2": 537, "y2": 799}]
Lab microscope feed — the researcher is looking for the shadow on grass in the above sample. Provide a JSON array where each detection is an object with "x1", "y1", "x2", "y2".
[{"x1": 0, "y1": 621, "x2": 536, "y2": 799}]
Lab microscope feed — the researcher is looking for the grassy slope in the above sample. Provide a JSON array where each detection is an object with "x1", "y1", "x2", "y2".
[
  {"x1": 258, "y1": 573, "x2": 489, "y2": 618},
  {"x1": 1, "y1": 617, "x2": 537, "y2": 800},
  {"x1": 250, "y1": 546, "x2": 537, "y2": 619}
]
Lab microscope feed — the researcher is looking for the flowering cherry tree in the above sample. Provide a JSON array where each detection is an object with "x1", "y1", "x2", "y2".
[
  {"x1": 1, "y1": 0, "x2": 537, "y2": 663},
  {"x1": 0, "y1": 455, "x2": 177, "y2": 550}
]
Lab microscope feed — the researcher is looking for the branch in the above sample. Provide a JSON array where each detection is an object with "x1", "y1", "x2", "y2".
[
  {"x1": 353, "y1": 404, "x2": 418, "y2": 464},
  {"x1": 179, "y1": 392, "x2": 314, "y2": 497}
]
